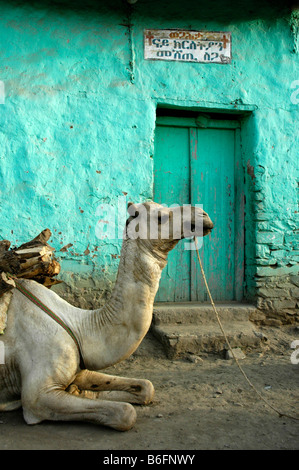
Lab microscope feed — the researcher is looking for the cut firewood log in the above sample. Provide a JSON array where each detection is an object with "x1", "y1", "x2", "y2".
[
  {"x1": 0, "y1": 229, "x2": 62, "y2": 297},
  {"x1": 0, "y1": 272, "x2": 16, "y2": 296},
  {"x1": 0, "y1": 240, "x2": 11, "y2": 252},
  {"x1": 16, "y1": 228, "x2": 52, "y2": 250}
]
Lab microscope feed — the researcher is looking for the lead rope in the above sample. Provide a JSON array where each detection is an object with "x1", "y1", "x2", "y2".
[{"x1": 193, "y1": 237, "x2": 299, "y2": 421}]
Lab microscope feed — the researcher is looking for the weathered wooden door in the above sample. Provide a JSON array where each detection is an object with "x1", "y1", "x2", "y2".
[{"x1": 154, "y1": 116, "x2": 244, "y2": 302}]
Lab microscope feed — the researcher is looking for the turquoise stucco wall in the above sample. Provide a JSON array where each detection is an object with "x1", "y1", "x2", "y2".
[{"x1": 0, "y1": 0, "x2": 297, "y2": 313}]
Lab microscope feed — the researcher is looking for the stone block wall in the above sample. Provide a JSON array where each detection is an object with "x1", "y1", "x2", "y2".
[
  {"x1": 250, "y1": 275, "x2": 299, "y2": 325},
  {"x1": 243, "y1": 126, "x2": 299, "y2": 324}
]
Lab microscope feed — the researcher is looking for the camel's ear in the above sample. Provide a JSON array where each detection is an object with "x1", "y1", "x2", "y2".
[{"x1": 127, "y1": 202, "x2": 139, "y2": 216}]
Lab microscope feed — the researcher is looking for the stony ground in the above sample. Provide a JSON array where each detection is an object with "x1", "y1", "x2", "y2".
[{"x1": 0, "y1": 324, "x2": 298, "y2": 450}]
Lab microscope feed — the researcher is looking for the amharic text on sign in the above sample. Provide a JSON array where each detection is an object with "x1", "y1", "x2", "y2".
[{"x1": 144, "y1": 29, "x2": 231, "y2": 64}]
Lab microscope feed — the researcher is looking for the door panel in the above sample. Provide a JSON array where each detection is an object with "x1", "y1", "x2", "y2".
[
  {"x1": 153, "y1": 125, "x2": 191, "y2": 301},
  {"x1": 154, "y1": 117, "x2": 243, "y2": 302},
  {"x1": 190, "y1": 128, "x2": 235, "y2": 301}
]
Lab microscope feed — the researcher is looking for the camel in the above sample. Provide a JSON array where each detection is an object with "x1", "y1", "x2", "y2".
[{"x1": 0, "y1": 202, "x2": 213, "y2": 431}]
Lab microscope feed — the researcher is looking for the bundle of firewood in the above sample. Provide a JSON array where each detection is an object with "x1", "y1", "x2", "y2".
[{"x1": 0, "y1": 229, "x2": 61, "y2": 296}]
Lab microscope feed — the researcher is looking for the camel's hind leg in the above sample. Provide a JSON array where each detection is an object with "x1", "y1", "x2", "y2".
[
  {"x1": 69, "y1": 370, "x2": 155, "y2": 405},
  {"x1": 0, "y1": 399, "x2": 22, "y2": 411}
]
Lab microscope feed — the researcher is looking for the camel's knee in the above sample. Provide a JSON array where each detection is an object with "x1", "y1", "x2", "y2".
[
  {"x1": 113, "y1": 403, "x2": 137, "y2": 431},
  {"x1": 131, "y1": 379, "x2": 154, "y2": 405}
]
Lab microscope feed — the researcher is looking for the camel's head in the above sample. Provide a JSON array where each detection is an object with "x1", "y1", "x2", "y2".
[{"x1": 125, "y1": 201, "x2": 214, "y2": 259}]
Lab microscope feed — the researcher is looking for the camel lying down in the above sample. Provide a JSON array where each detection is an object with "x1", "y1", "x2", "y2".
[{"x1": 0, "y1": 202, "x2": 213, "y2": 431}]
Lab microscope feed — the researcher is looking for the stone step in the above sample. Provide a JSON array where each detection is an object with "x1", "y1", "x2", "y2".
[
  {"x1": 153, "y1": 302, "x2": 258, "y2": 326},
  {"x1": 151, "y1": 303, "x2": 266, "y2": 359}
]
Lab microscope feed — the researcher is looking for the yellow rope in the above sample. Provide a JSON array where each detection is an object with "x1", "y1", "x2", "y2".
[{"x1": 194, "y1": 237, "x2": 299, "y2": 421}]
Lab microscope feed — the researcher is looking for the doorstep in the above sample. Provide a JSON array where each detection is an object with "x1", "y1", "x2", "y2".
[{"x1": 151, "y1": 302, "x2": 267, "y2": 359}]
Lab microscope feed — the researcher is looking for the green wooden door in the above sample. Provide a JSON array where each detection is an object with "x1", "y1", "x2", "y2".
[{"x1": 154, "y1": 116, "x2": 244, "y2": 302}]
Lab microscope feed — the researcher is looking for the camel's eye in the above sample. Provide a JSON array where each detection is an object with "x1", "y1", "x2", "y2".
[{"x1": 157, "y1": 213, "x2": 169, "y2": 224}]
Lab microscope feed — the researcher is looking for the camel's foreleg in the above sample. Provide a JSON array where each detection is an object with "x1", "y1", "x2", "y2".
[
  {"x1": 70, "y1": 370, "x2": 154, "y2": 405},
  {"x1": 22, "y1": 385, "x2": 136, "y2": 431}
]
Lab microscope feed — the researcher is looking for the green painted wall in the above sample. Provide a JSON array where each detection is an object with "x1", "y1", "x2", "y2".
[{"x1": 0, "y1": 0, "x2": 297, "y2": 318}]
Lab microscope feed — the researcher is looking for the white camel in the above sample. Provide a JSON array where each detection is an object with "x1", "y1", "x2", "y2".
[{"x1": 0, "y1": 202, "x2": 213, "y2": 431}]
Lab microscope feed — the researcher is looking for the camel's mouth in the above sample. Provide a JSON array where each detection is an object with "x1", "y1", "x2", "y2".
[
  {"x1": 203, "y1": 227, "x2": 212, "y2": 236},
  {"x1": 203, "y1": 221, "x2": 214, "y2": 236},
  {"x1": 186, "y1": 219, "x2": 214, "y2": 238}
]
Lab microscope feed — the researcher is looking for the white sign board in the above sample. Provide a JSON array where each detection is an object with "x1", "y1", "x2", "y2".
[{"x1": 144, "y1": 29, "x2": 231, "y2": 64}]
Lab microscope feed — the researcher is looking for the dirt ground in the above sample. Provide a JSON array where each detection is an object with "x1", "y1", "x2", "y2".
[{"x1": 0, "y1": 324, "x2": 298, "y2": 451}]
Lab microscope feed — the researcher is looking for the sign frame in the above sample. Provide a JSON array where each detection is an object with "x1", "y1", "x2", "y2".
[{"x1": 144, "y1": 29, "x2": 232, "y2": 64}]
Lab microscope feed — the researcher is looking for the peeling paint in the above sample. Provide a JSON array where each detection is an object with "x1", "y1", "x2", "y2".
[
  {"x1": 60, "y1": 243, "x2": 73, "y2": 252},
  {"x1": 246, "y1": 160, "x2": 256, "y2": 180}
]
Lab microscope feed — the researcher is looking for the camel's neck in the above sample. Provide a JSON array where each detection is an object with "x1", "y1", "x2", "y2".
[
  {"x1": 80, "y1": 238, "x2": 166, "y2": 369},
  {"x1": 107, "y1": 238, "x2": 166, "y2": 314}
]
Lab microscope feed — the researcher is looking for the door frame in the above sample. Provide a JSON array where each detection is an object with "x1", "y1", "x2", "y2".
[{"x1": 154, "y1": 115, "x2": 245, "y2": 301}]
